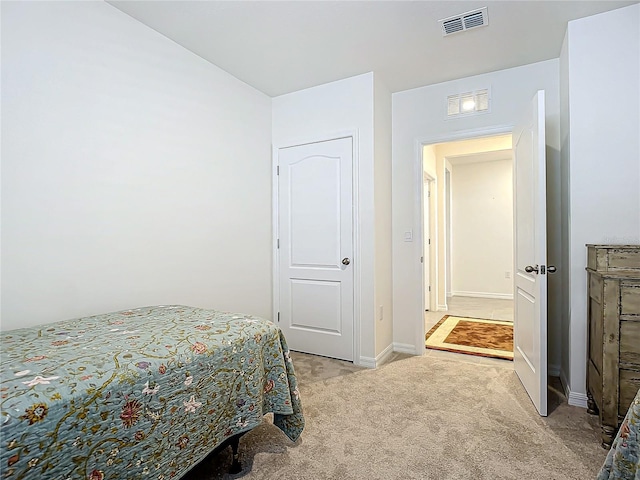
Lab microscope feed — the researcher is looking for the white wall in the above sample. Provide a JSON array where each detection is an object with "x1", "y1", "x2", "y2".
[
  {"x1": 373, "y1": 73, "x2": 393, "y2": 358},
  {"x1": 451, "y1": 159, "x2": 513, "y2": 298},
  {"x1": 562, "y1": 4, "x2": 640, "y2": 403},
  {"x1": 431, "y1": 135, "x2": 512, "y2": 310},
  {"x1": 1, "y1": 2, "x2": 273, "y2": 329},
  {"x1": 272, "y1": 73, "x2": 379, "y2": 365},
  {"x1": 392, "y1": 59, "x2": 561, "y2": 359}
]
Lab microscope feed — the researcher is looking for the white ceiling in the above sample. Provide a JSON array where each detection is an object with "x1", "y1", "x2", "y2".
[{"x1": 108, "y1": 0, "x2": 637, "y2": 97}]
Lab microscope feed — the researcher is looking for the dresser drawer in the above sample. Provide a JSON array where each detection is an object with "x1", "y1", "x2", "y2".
[
  {"x1": 620, "y1": 320, "x2": 640, "y2": 366},
  {"x1": 588, "y1": 245, "x2": 640, "y2": 272},
  {"x1": 620, "y1": 368, "x2": 640, "y2": 415},
  {"x1": 621, "y1": 282, "x2": 640, "y2": 316}
]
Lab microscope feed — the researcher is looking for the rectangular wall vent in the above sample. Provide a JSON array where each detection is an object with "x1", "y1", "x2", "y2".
[
  {"x1": 440, "y1": 7, "x2": 489, "y2": 36},
  {"x1": 447, "y1": 89, "x2": 490, "y2": 118}
]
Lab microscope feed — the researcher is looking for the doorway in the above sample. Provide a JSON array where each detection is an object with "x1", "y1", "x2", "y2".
[{"x1": 422, "y1": 133, "x2": 514, "y2": 360}]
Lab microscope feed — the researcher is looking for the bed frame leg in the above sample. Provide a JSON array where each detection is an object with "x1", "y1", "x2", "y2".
[{"x1": 229, "y1": 434, "x2": 242, "y2": 474}]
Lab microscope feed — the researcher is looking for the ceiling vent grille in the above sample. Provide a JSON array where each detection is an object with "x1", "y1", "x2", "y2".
[
  {"x1": 440, "y1": 7, "x2": 489, "y2": 36},
  {"x1": 447, "y1": 89, "x2": 490, "y2": 118}
]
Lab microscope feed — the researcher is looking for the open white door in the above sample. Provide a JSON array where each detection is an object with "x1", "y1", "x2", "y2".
[
  {"x1": 513, "y1": 90, "x2": 548, "y2": 416},
  {"x1": 277, "y1": 137, "x2": 354, "y2": 361}
]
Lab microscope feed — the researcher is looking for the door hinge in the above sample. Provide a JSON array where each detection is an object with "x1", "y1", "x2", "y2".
[
  {"x1": 276, "y1": 165, "x2": 279, "y2": 175},
  {"x1": 420, "y1": 256, "x2": 424, "y2": 263},
  {"x1": 277, "y1": 238, "x2": 280, "y2": 249},
  {"x1": 277, "y1": 312, "x2": 280, "y2": 322},
  {"x1": 428, "y1": 239, "x2": 431, "y2": 245},
  {"x1": 429, "y1": 286, "x2": 431, "y2": 292}
]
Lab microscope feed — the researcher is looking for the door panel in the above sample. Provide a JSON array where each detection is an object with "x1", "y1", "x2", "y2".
[
  {"x1": 290, "y1": 156, "x2": 341, "y2": 266},
  {"x1": 278, "y1": 137, "x2": 354, "y2": 361},
  {"x1": 290, "y1": 279, "x2": 341, "y2": 333},
  {"x1": 513, "y1": 90, "x2": 548, "y2": 416}
]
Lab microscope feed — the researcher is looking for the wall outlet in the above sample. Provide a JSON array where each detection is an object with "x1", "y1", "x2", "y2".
[
  {"x1": 505, "y1": 271, "x2": 511, "y2": 279},
  {"x1": 378, "y1": 305, "x2": 384, "y2": 321}
]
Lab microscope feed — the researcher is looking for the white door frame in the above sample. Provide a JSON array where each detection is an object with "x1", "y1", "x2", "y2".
[
  {"x1": 415, "y1": 125, "x2": 513, "y2": 354},
  {"x1": 422, "y1": 173, "x2": 434, "y2": 312},
  {"x1": 445, "y1": 166, "x2": 452, "y2": 301},
  {"x1": 273, "y1": 130, "x2": 361, "y2": 364}
]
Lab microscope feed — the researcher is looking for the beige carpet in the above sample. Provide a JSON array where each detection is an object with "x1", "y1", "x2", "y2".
[{"x1": 183, "y1": 352, "x2": 607, "y2": 480}]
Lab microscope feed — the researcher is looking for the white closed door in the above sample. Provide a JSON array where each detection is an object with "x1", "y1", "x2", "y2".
[
  {"x1": 277, "y1": 137, "x2": 354, "y2": 361},
  {"x1": 513, "y1": 90, "x2": 548, "y2": 416}
]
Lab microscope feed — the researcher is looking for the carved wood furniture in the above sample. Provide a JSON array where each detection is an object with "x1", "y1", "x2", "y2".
[{"x1": 586, "y1": 244, "x2": 640, "y2": 448}]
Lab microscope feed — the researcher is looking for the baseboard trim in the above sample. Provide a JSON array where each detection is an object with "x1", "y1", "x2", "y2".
[
  {"x1": 392, "y1": 342, "x2": 418, "y2": 355},
  {"x1": 359, "y1": 343, "x2": 396, "y2": 369},
  {"x1": 559, "y1": 369, "x2": 588, "y2": 408},
  {"x1": 376, "y1": 343, "x2": 395, "y2": 367},
  {"x1": 357, "y1": 356, "x2": 376, "y2": 369},
  {"x1": 568, "y1": 391, "x2": 588, "y2": 408},
  {"x1": 452, "y1": 291, "x2": 514, "y2": 300}
]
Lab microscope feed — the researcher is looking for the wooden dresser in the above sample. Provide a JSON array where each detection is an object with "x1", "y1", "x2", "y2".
[{"x1": 586, "y1": 244, "x2": 640, "y2": 448}]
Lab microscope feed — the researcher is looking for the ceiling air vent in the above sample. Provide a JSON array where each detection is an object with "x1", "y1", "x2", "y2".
[{"x1": 440, "y1": 7, "x2": 489, "y2": 36}]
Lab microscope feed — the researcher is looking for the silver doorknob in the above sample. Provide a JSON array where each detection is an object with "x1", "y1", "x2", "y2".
[
  {"x1": 548, "y1": 266, "x2": 557, "y2": 274},
  {"x1": 524, "y1": 265, "x2": 539, "y2": 274},
  {"x1": 342, "y1": 258, "x2": 351, "y2": 265}
]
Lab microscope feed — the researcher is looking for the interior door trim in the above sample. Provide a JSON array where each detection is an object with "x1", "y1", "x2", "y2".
[{"x1": 272, "y1": 130, "x2": 361, "y2": 364}]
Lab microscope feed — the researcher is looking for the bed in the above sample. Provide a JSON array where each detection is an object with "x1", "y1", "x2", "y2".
[
  {"x1": 597, "y1": 386, "x2": 640, "y2": 479},
  {"x1": 0, "y1": 305, "x2": 304, "y2": 479}
]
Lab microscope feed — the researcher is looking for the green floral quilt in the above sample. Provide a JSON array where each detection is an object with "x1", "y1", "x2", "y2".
[
  {"x1": 0, "y1": 305, "x2": 305, "y2": 479},
  {"x1": 598, "y1": 387, "x2": 640, "y2": 480}
]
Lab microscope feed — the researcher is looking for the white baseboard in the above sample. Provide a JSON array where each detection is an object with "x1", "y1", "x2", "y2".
[
  {"x1": 549, "y1": 364, "x2": 560, "y2": 377},
  {"x1": 559, "y1": 369, "x2": 588, "y2": 408},
  {"x1": 437, "y1": 304, "x2": 448, "y2": 311},
  {"x1": 359, "y1": 343, "x2": 396, "y2": 369},
  {"x1": 392, "y1": 342, "x2": 418, "y2": 355},
  {"x1": 568, "y1": 391, "x2": 588, "y2": 408},
  {"x1": 452, "y1": 291, "x2": 514, "y2": 300},
  {"x1": 357, "y1": 356, "x2": 376, "y2": 368},
  {"x1": 376, "y1": 343, "x2": 395, "y2": 366}
]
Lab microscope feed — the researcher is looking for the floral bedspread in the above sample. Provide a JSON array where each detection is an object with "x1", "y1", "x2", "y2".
[
  {"x1": 0, "y1": 305, "x2": 304, "y2": 480},
  {"x1": 598, "y1": 387, "x2": 640, "y2": 480}
]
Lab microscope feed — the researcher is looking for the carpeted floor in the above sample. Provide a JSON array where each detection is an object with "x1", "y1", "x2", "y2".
[{"x1": 183, "y1": 352, "x2": 607, "y2": 480}]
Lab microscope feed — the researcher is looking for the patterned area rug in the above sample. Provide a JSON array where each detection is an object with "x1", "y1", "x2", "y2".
[{"x1": 425, "y1": 315, "x2": 513, "y2": 360}]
